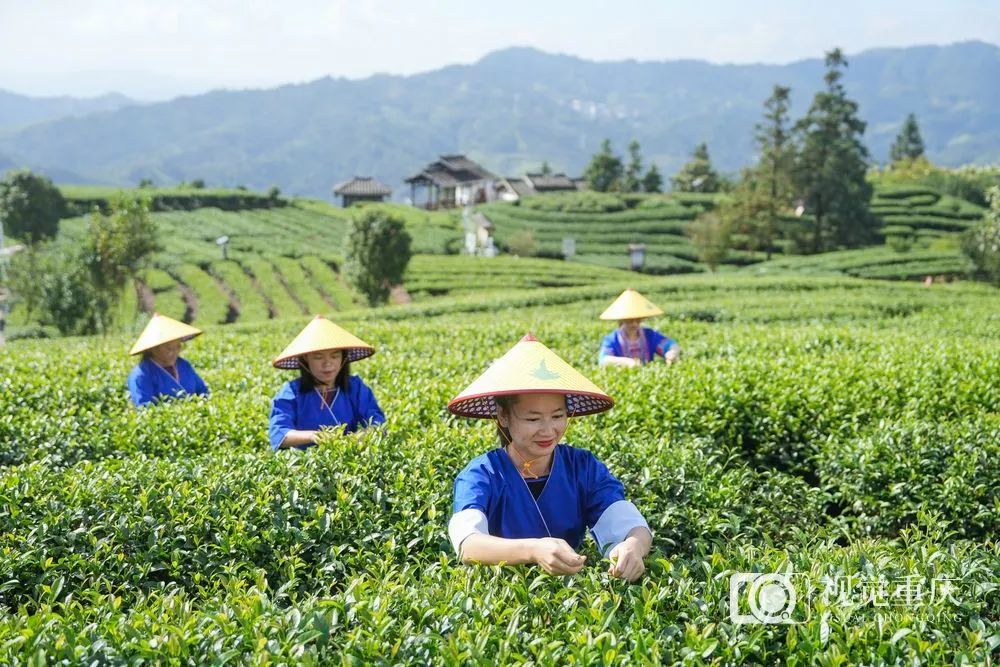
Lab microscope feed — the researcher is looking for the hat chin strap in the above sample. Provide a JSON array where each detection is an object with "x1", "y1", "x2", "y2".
[{"x1": 495, "y1": 414, "x2": 554, "y2": 479}]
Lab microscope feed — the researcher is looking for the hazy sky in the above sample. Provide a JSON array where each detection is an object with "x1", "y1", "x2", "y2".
[{"x1": 1, "y1": 0, "x2": 997, "y2": 100}]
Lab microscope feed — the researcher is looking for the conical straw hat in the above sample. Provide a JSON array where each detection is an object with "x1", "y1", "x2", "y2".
[
  {"x1": 129, "y1": 313, "x2": 202, "y2": 355},
  {"x1": 448, "y1": 334, "x2": 614, "y2": 418},
  {"x1": 599, "y1": 288, "x2": 664, "y2": 320},
  {"x1": 272, "y1": 315, "x2": 375, "y2": 369}
]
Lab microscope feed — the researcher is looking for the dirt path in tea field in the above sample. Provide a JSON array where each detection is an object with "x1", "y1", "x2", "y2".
[
  {"x1": 164, "y1": 269, "x2": 198, "y2": 323},
  {"x1": 271, "y1": 262, "x2": 308, "y2": 315},
  {"x1": 134, "y1": 278, "x2": 155, "y2": 313},
  {"x1": 208, "y1": 272, "x2": 241, "y2": 323},
  {"x1": 238, "y1": 264, "x2": 277, "y2": 319},
  {"x1": 298, "y1": 263, "x2": 336, "y2": 309}
]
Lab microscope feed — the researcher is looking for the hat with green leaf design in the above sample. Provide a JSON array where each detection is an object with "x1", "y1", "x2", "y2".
[{"x1": 447, "y1": 333, "x2": 614, "y2": 418}]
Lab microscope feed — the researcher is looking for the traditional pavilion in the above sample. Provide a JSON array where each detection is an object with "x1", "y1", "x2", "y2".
[{"x1": 333, "y1": 177, "x2": 393, "y2": 207}]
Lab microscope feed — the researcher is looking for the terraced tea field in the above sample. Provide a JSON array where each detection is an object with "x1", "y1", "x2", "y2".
[
  {"x1": 477, "y1": 186, "x2": 984, "y2": 278},
  {"x1": 4, "y1": 185, "x2": 989, "y2": 342}
]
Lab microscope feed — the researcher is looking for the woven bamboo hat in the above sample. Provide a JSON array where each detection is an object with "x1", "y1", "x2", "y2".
[
  {"x1": 448, "y1": 334, "x2": 614, "y2": 418},
  {"x1": 599, "y1": 288, "x2": 664, "y2": 321},
  {"x1": 129, "y1": 313, "x2": 202, "y2": 355},
  {"x1": 272, "y1": 315, "x2": 375, "y2": 369}
]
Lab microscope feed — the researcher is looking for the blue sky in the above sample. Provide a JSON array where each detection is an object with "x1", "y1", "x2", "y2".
[{"x1": 1, "y1": 0, "x2": 997, "y2": 99}]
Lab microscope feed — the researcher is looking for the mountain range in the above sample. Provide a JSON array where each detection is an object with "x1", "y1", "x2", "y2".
[{"x1": 0, "y1": 41, "x2": 997, "y2": 198}]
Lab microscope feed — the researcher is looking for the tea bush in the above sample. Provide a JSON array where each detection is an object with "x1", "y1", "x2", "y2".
[{"x1": 0, "y1": 275, "x2": 997, "y2": 663}]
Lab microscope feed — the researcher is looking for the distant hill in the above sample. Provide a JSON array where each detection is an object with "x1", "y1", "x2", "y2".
[
  {"x1": 0, "y1": 89, "x2": 134, "y2": 133},
  {"x1": 0, "y1": 41, "x2": 997, "y2": 198}
]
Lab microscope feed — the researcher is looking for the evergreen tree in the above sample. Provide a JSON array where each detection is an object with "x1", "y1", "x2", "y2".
[
  {"x1": 642, "y1": 164, "x2": 663, "y2": 193},
  {"x1": 1, "y1": 170, "x2": 67, "y2": 327},
  {"x1": 889, "y1": 113, "x2": 925, "y2": 163},
  {"x1": 622, "y1": 140, "x2": 643, "y2": 193},
  {"x1": 583, "y1": 139, "x2": 623, "y2": 192},
  {"x1": 746, "y1": 85, "x2": 795, "y2": 258},
  {"x1": 540, "y1": 161, "x2": 552, "y2": 176},
  {"x1": 793, "y1": 49, "x2": 875, "y2": 252},
  {"x1": 670, "y1": 143, "x2": 720, "y2": 193}
]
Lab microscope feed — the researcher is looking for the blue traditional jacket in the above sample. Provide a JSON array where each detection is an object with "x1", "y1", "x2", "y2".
[
  {"x1": 127, "y1": 357, "x2": 209, "y2": 407},
  {"x1": 268, "y1": 375, "x2": 385, "y2": 450},
  {"x1": 449, "y1": 444, "x2": 648, "y2": 557},
  {"x1": 598, "y1": 327, "x2": 677, "y2": 364}
]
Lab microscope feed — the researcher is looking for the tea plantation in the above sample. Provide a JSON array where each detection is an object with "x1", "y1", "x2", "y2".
[
  {"x1": 477, "y1": 186, "x2": 984, "y2": 278},
  {"x1": 1, "y1": 274, "x2": 997, "y2": 664},
  {"x1": 6, "y1": 183, "x2": 987, "y2": 338}
]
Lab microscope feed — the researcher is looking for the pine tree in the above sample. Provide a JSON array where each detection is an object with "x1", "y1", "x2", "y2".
[
  {"x1": 746, "y1": 85, "x2": 795, "y2": 258},
  {"x1": 889, "y1": 113, "x2": 925, "y2": 163},
  {"x1": 622, "y1": 140, "x2": 643, "y2": 193},
  {"x1": 583, "y1": 139, "x2": 623, "y2": 192},
  {"x1": 793, "y1": 49, "x2": 875, "y2": 252},
  {"x1": 642, "y1": 164, "x2": 663, "y2": 193},
  {"x1": 671, "y1": 143, "x2": 720, "y2": 193}
]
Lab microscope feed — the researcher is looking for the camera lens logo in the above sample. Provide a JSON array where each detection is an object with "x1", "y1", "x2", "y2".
[{"x1": 729, "y1": 573, "x2": 799, "y2": 624}]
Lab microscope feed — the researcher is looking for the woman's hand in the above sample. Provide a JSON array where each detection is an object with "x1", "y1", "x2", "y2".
[
  {"x1": 664, "y1": 348, "x2": 679, "y2": 364},
  {"x1": 607, "y1": 536, "x2": 646, "y2": 582},
  {"x1": 599, "y1": 355, "x2": 641, "y2": 368},
  {"x1": 279, "y1": 430, "x2": 321, "y2": 448},
  {"x1": 531, "y1": 538, "x2": 587, "y2": 575}
]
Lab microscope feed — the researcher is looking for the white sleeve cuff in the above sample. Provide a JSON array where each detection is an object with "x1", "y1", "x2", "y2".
[
  {"x1": 590, "y1": 500, "x2": 650, "y2": 557},
  {"x1": 448, "y1": 508, "x2": 489, "y2": 557}
]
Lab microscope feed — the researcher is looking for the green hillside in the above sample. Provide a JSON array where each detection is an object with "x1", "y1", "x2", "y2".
[
  {"x1": 1, "y1": 275, "x2": 997, "y2": 662},
  {"x1": 5, "y1": 195, "x2": 643, "y2": 333},
  {"x1": 5, "y1": 182, "x2": 990, "y2": 339},
  {"x1": 479, "y1": 192, "x2": 731, "y2": 274},
  {"x1": 740, "y1": 186, "x2": 985, "y2": 280},
  {"x1": 478, "y1": 185, "x2": 985, "y2": 277}
]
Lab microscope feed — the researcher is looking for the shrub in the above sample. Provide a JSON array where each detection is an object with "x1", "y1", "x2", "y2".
[{"x1": 505, "y1": 230, "x2": 537, "y2": 257}]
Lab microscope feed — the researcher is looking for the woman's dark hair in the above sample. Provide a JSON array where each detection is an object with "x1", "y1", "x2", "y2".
[
  {"x1": 297, "y1": 353, "x2": 351, "y2": 393},
  {"x1": 495, "y1": 395, "x2": 515, "y2": 446}
]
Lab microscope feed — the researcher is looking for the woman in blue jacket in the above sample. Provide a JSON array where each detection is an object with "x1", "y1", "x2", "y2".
[
  {"x1": 598, "y1": 288, "x2": 679, "y2": 367},
  {"x1": 448, "y1": 334, "x2": 652, "y2": 582},
  {"x1": 269, "y1": 315, "x2": 385, "y2": 450},
  {"x1": 127, "y1": 313, "x2": 209, "y2": 407}
]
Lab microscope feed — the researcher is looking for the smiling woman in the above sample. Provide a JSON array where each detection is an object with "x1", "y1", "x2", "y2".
[
  {"x1": 447, "y1": 334, "x2": 652, "y2": 582},
  {"x1": 268, "y1": 315, "x2": 385, "y2": 450}
]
